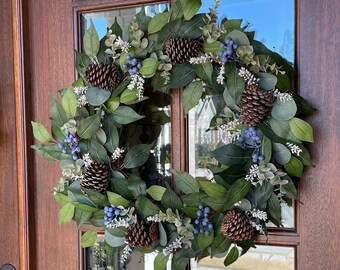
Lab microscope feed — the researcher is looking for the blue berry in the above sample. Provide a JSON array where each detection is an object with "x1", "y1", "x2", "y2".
[
  {"x1": 62, "y1": 149, "x2": 67, "y2": 154},
  {"x1": 200, "y1": 228, "x2": 204, "y2": 233},
  {"x1": 122, "y1": 64, "x2": 127, "y2": 69},
  {"x1": 126, "y1": 54, "x2": 131, "y2": 60},
  {"x1": 258, "y1": 155, "x2": 265, "y2": 161},
  {"x1": 137, "y1": 63, "x2": 142, "y2": 69},
  {"x1": 199, "y1": 204, "x2": 203, "y2": 209},
  {"x1": 252, "y1": 153, "x2": 259, "y2": 159},
  {"x1": 114, "y1": 209, "x2": 121, "y2": 216},
  {"x1": 202, "y1": 220, "x2": 208, "y2": 226},
  {"x1": 132, "y1": 67, "x2": 138, "y2": 74},
  {"x1": 195, "y1": 219, "x2": 200, "y2": 225},
  {"x1": 108, "y1": 207, "x2": 114, "y2": 213},
  {"x1": 194, "y1": 228, "x2": 199, "y2": 235},
  {"x1": 238, "y1": 136, "x2": 245, "y2": 143},
  {"x1": 204, "y1": 207, "x2": 211, "y2": 214},
  {"x1": 104, "y1": 221, "x2": 108, "y2": 225},
  {"x1": 208, "y1": 223, "x2": 213, "y2": 229},
  {"x1": 58, "y1": 143, "x2": 64, "y2": 148},
  {"x1": 252, "y1": 158, "x2": 258, "y2": 163},
  {"x1": 204, "y1": 230, "x2": 211, "y2": 236},
  {"x1": 197, "y1": 210, "x2": 203, "y2": 217},
  {"x1": 107, "y1": 212, "x2": 113, "y2": 217},
  {"x1": 203, "y1": 217, "x2": 209, "y2": 223},
  {"x1": 72, "y1": 155, "x2": 78, "y2": 160},
  {"x1": 104, "y1": 206, "x2": 109, "y2": 213}
]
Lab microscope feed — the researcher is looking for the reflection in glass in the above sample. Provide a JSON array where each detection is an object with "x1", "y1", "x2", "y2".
[
  {"x1": 191, "y1": 245, "x2": 295, "y2": 270},
  {"x1": 81, "y1": 3, "x2": 169, "y2": 39}
]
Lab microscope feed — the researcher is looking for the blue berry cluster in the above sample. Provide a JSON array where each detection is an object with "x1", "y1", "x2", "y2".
[
  {"x1": 193, "y1": 205, "x2": 213, "y2": 236},
  {"x1": 218, "y1": 37, "x2": 239, "y2": 63},
  {"x1": 58, "y1": 131, "x2": 80, "y2": 161},
  {"x1": 104, "y1": 205, "x2": 122, "y2": 226},
  {"x1": 123, "y1": 54, "x2": 142, "y2": 75},
  {"x1": 238, "y1": 127, "x2": 265, "y2": 163}
]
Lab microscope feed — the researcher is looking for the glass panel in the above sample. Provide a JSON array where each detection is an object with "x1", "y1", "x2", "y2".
[
  {"x1": 189, "y1": 0, "x2": 295, "y2": 229},
  {"x1": 81, "y1": 3, "x2": 169, "y2": 40},
  {"x1": 191, "y1": 245, "x2": 295, "y2": 270}
]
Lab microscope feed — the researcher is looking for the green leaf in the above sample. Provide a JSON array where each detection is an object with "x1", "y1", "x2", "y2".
[
  {"x1": 74, "y1": 209, "x2": 92, "y2": 229},
  {"x1": 203, "y1": 41, "x2": 223, "y2": 54},
  {"x1": 50, "y1": 95, "x2": 68, "y2": 126},
  {"x1": 94, "y1": 128, "x2": 106, "y2": 144},
  {"x1": 83, "y1": 19, "x2": 100, "y2": 57},
  {"x1": 181, "y1": 193, "x2": 207, "y2": 207},
  {"x1": 281, "y1": 176, "x2": 298, "y2": 200},
  {"x1": 31, "y1": 122, "x2": 53, "y2": 143},
  {"x1": 88, "y1": 139, "x2": 110, "y2": 165},
  {"x1": 257, "y1": 72, "x2": 277, "y2": 90},
  {"x1": 83, "y1": 189, "x2": 109, "y2": 207},
  {"x1": 168, "y1": 63, "x2": 196, "y2": 88},
  {"x1": 134, "y1": 7, "x2": 151, "y2": 32},
  {"x1": 260, "y1": 135, "x2": 272, "y2": 164},
  {"x1": 170, "y1": 0, "x2": 184, "y2": 20},
  {"x1": 157, "y1": 18, "x2": 182, "y2": 45},
  {"x1": 289, "y1": 118, "x2": 314, "y2": 143},
  {"x1": 54, "y1": 193, "x2": 72, "y2": 207},
  {"x1": 225, "y1": 178, "x2": 251, "y2": 209},
  {"x1": 51, "y1": 122, "x2": 66, "y2": 142},
  {"x1": 226, "y1": 67, "x2": 245, "y2": 105},
  {"x1": 273, "y1": 143, "x2": 291, "y2": 165},
  {"x1": 217, "y1": 165, "x2": 246, "y2": 186},
  {"x1": 120, "y1": 89, "x2": 138, "y2": 104},
  {"x1": 226, "y1": 30, "x2": 250, "y2": 46},
  {"x1": 105, "y1": 229, "x2": 125, "y2": 247},
  {"x1": 197, "y1": 229, "x2": 214, "y2": 251},
  {"x1": 182, "y1": 81, "x2": 204, "y2": 114},
  {"x1": 123, "y1": 142, "x2": 154, "y2": 169},
  {"x1": 147, "y1": 185, "x2": 166, "y2": 201},
  {"x1": 110, "y1": 178, "x2": 134, "y2": 200},
  {"x1": 31, "y1": 144, "x2": 71, "y2": 161},
  {"x1": 75, "y1": 51, "x2": 91, "y2": 77},
  {"x1": 158, "y1": 222, "x2": 168, "y2": 246},
  {"x1": 102, "y1": 120, "x2": 119, "y2": 152},
  {"x1": 211, "y1": 234, "x2": 232, "y2": 256},
  {"x1": 223, "y1": 86, "x2": 239, "y2": 111},
  {"x1": 293, "y1": 93, "x2": 316, "y2": 114},
  {"x1": 127, "y1": 175, "x2": 147, "y2": 198},
  {"x1": 107, "y1": 191, "x2": 130, "y2": 208},
  {"x1": 202, "y1": 196, "x2": 226, "y2": 211},
  {"x1": 105, "y1": 97, "x2": 120, "y2": 114},
  {"x1": 199, "y1": 181, "x2": 228, "y2": 198},
  {"x1": 210, "y1": 144, "x2": 248, "y2": 166},
  {"x1": 224, "y1": 246, "x2": 239, "y2": 267},
  {"x1": 271, "y1": 99, "x2": 297, "y2": 121},
  {"x1": 223, "y1": 19, "x2": 243, "y2": 34},
  {"x1": 267, "y1": 193, "x2": 282, "y2": 227},
  {"x1": 59, "y1": 203, "x2": 75, "y2": 225},
  {"x1": 171, "y1": 169, "x2": 199, "y2": 194},
  {"x1": 61, "y1": 88, "x2": 77, "y2": 117},
  {"x1": 73, "y1": 202, "x2": 98, "y2": 212},
  {"x1": 139, "y1": 58, "x2": 160, "y2": 78},
  {"x1": 111, "y1": 106, "x2": 144, "y2": 124},
  {"x1": 77, "y1": 113, "x2": 101, "y2": 139},
  {"x1": 251, "y1": 181, "x2": 274, "y2": 206},
  {"x1": 178, "y1": 14, "x2": 206, "y2": 39},
  {"x1": 161, "y1": 186, "x2": 183, "y2": 211},
  {"x1": 148, "y1": 12, "x2": 170, "y2": 33},
  {"x1": 192, "y1": 61, "x2": 213, "y2": 85},
  {"x1": 183, "y1": 0, "x2": 201, "y2": 20},
  {"x1": 136, "y1": 196, "x2": 160, "y2": 218},
  {"x1": 109, "y1": 17, "x2": 123, "y2": 37},
  {"x1": 86, "y1": 87, "x2": 111, "y2": 106},
  {"x1": 81, "y1": 230, "x2": 97, "y2": 248},
  {"x1": 154, "y1": 252, "x2": 170, "y2": 270},
  {"x1": 284, "y1": 156, "x2": 304, "y2": 177}
]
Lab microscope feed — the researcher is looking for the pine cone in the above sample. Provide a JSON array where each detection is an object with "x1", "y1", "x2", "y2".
[
  {"x1": 80, "y1": 161, "x2": 109, "y2": 193},
  {"x1": 85, "y1": 63, "x2": 123, "y2": 91},
  {"x1": 125, "y1": 221, "x2": 159, "y2": 248},
  {"x1": 220, "y1": 209, "x2": 254, "y2": 242},
  {"x1": 240, "y1": 85, "x2": 275, "y2": 126},
  {"x1": 165, "y1": 38, "x2": 202, "y2": 64}
]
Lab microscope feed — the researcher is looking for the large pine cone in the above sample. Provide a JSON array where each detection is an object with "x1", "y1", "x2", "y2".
[
  {"x1": 85, "y1": 63, "x2": 123, "y2": 91},
  {"x1": 239, "y1": 85, "x2": 275, "y2": 126},
  {"x1": 80, "y1": 161, "x2": 109, "y2": 193},
  {"x1": 165, "y1": 38, "x2": 202, "y2": 64},
  {"x1": 221, "y1": 209, "x2": 254, "y2": 242},
  {"x1": 125, "y1": 221, "x2": 159, "y2": 248}
]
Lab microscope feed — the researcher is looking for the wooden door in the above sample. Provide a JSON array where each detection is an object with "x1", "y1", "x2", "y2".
[{"x1": 0, "y1": 0, "x2": 339, "y2": 269}]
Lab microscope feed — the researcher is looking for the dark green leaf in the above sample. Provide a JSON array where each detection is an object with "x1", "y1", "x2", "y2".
[
  {"x1": 134, "y1": 7, "x2": 151, "y2": 32},
  {"x1": 84, "y1": 189, "x2": 109, "y2": 207},
  {"x1": 31, "y1": 122, "x2": 53, "y2": 143},
  {"x1": 102, "y1": 120, "x2": 119, "y2": 152},
  {"x1": 148, "y1": 12, "x2": 170, "y2": 34},
  {"x1": 109, "y1": 17, "x2": 123, "y2": 37},
  {"x1": 202, "y1": 196, "x2": 226, "y2": 211},
  {"x1": 111, "y1": 106, "x2": 144, "y2": 124},
  {"x1": 170, "y1": 0, "x2": 184, "y2": 20},
  {"x1": 75, "y1": 51, "x2": 91, "y2": 77},
  {"x1": 86, "y1": 87, "x2": 111, "y2": 106},
  {"x1": 136, "y1": 196, "x2": 160, "y2": 218},
  {"x1": 281, "y1": 176, "x2": 298, "y2": 200},
  {"x1": 273, "y1": 143, "x2": 291, "y2": 165},
  {"x1": 293, "y1": 93, "x2": 316, "y2": 114},
  {"x1": 50, "y1": 95, "x2": 68, "y2": 126},
  {"x1": 199, "y1": 181, "x2": 228, "y2": 198},
  {"x1": 210, "y1": 144, "x2": 248, "y2": 166},
  {"x1": 127, "y1": 175, "x2": 147, "y2": 198},
  {"x1": 223, "y1": 19, "x2": 243, "y2": 34},
  {"x1": 250, "y1": 181, "x2": 274, "y2": 206},
  {"x1": 81, "y1": 230, "x2": 97, "y2": 248},
  {"x1": 181, "y1": 193, "x2": 207, "y2": 207},
  {"x1": 260, "y1": 135, "x2": 272, "y2": 164},
  {"x1": 83, "y1": 19, "x2": 100, "y2": 57},
  {"x1": 51, "y1": 122, "x2": 66, "y2": 142},
  {"x1": 88, "y1": 140, "x2": 110, "y2": 165},
  {"x1": 110, "y1": 178, "x2": 134, "y2": 200},
  {"x1": 168, "y1": 63, "x2": 196, "y2": 88},
  {"x1": 161, "y1": 186, "x2": 183, "y2": 211},
  {"x1": 224, "y1": 246, "x2": 239, "y2": 267},
  {"x1": 217, "y1": 165, "x2": 246, "y2": 185},
  {"x1": 31, "y1": 144, "x2": 71, "y2": 161},
  {"x1": 123, "y1": 142, "x2": 154, "y2": 169},
  {"x1": 75, "y1": 209, "x2": 92, "y2": 229},
  {"x1": 193, "y1": 61, "x2": 213, "y2": 85},
  {"x1": 182, "y1": 81, "x2": 204, "y2": 114},
  {"x1": 77, "y1": 113, "x2": 101, "y2": 139},
  {"x1": 226, "y1": 67, "x2": 245, "y2": 105},
  {"x1": 284, "y1": 156, "x2": 304, "y2": 177},
  {"x1": 178, "y1": 14, "x2": 205, "y2": 39},
  {"x1": 73, "y1": 202, "x2": 98, "y2": 212},
  {"x1": 158, "y1": 223, "x2": 168, "y2": 246},
  {"x1": 171, "y1": 169, "x2": 199, "y2": 194},
  {"x1": 104, "y1": 229, "x2": 125, "y2": 247},
  {"x1": 267, "y1": 193, "x2": 282, "y2": 227},
  {"x1": 257, "y1": 72, "x2": 277, "y2": 90},
  {"x1": 225, "y1": 178, "x2": 251, "y2": 209},
  {"x1": 157, "y1": 18, "x2": 182, "y2": 45},
  {"x1": 197, "y1": 229, "x2": 214, "y2": 250},
  {"x1": 211, "y1": 234, "x2": 232, "y2": 256}
]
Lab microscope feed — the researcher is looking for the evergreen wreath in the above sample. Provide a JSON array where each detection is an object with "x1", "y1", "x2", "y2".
[{"x1": 31, "y1": 0, "x2": 316, "y2": 268}]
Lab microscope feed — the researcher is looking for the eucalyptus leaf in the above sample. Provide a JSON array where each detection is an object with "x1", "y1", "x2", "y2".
[
  {"x1": 257, "y1": 72, "x2": 277, "y2": 90},
  {"x1": 123, "y1": 142, "x2": 154, "y2": 169},
  {"x1": 171, "y1": 169, "x2": 199, "y2": 194},
  {"x1": 77, "y1": 113, "x2": 101, "y2": 139},
  {"x1": 105, "y1": 229, "x2": 125, "y2": 247},
  {"x1": 81, "y1": 229, "x2": 97, "y2": 248},
  {"x1": 83, "y1": 19, "x2": 100, "y2": 57},
  {"x1": 226, "y1": 30, "x2": 250, "y2": 46},
  {"x1": 271, "y1": 99, "x2": 297, "y2": 121},
  {"x1": 182, "y1": 81, "x2": 204, "y2": 114},
  {"x1": 86, "y1": 87, "x2": 111, "y2": 106},
  {"x1": 273, "y1": 143, "x2": 291, "y2": 165},
  {"x1": 31, "y1": 122, "x2": 53, "y2": 143}
]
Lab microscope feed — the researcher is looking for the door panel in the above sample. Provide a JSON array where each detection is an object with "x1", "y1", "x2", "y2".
[{"x1": 0, "y1": 0, "x2": 339, "y2": 269}]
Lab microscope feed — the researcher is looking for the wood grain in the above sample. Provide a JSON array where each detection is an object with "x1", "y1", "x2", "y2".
[
  {"x1": 297, "y1": 0, "x2": 340, "y2": 269},
  {"x1": 0, "y1": 0, "x2": 20, "y2": 268}
]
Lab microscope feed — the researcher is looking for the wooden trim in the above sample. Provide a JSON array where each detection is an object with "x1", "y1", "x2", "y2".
[
  {"x1": 73, "y1": 0, "x2": 166, "y2": 8},
  {"x1": 11, "y1": 0, "x2": 30, "y2": 269}
]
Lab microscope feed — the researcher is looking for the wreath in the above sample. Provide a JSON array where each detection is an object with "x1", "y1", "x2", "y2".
[{"x1": 31, "y1": 0, "x2": 316, "y2": 268}]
